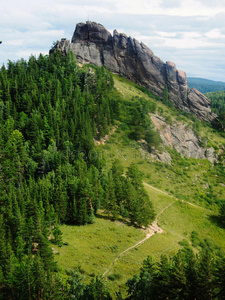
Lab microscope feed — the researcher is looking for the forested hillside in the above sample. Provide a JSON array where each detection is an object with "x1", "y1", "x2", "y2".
[
  {"x1": 187, "y1": 77, "x2": 225, "y2": 93},
  {"x1": 1, "y1": 52, "x2": 225, "y2": 299},
  {"x1": 0, "y1": 52, "x2": 155, "y2": 298},
  {"x1": 205, "y1": 90, "x2": 225, "y2": 132},
  {"x1": 206, "y1": 90, "x2": 225, "y2": 115}
]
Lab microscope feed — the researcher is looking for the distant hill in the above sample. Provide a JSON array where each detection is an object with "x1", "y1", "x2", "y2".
[
  {"x1": 187, "y1": 77, "x2": 225, "y2": 93},
  {"x1": 205, "y1": 90, "x2": 225, "y2": 115}
]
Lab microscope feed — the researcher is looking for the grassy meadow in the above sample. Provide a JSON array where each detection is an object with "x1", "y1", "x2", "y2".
[
  {"x1": 53, "y1": 74, "x2": 225, "y2": 297},
  {"x1": 53, "y1": 181, "x2": 225, "y2": 296}
]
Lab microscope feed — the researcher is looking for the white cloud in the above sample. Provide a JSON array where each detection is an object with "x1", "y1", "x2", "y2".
[
  {"x1": 0, "y1": 0, "x2": 225, "y2": 81},
  {"x1": 163, "y1": 37, "x2": 212, "y2": 49},
  {"x1": 137, "y1": 34, "x2": 212, "y2": 50},
  {"x1": 156, "y1": 32, "x2": 178, "y2": 38},
  {"x1": 205, "y1": 28, "x2": 225, "y2": 39},
  {"x1": 137, "y1": 27, "x2": 225, "y2": 50},
  {"x1": 196, "y1": 0, "x2": 225, "y2": 7},
  {"x1": 161, "y1": 0, "x2": 182, "y2": 8},
  {"x1": 113, "y1": 0, "x2": 225, "y2": 16},
  {"x1": 6, "y1": 39, "x2": 24, "y2": 47}
]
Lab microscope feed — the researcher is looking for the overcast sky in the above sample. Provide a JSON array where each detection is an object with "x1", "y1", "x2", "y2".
[{"x1": 1, "y1": 0, "x2": 225, "y2": 81}]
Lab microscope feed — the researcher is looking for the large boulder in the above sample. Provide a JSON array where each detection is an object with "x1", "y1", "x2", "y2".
[{"x1": 50, "y1": 21, "x2": 217, "y2": 123}]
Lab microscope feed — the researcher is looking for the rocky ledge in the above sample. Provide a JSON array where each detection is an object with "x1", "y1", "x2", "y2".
[
  {"x1": 151, "y1": 115, "x2": 216, "y2": 163},
  {"x1": 50, "y1": 21, "x2": 217, "y2": 123}
]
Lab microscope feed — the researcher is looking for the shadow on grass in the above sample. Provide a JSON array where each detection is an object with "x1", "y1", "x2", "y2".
[
  {"x1": 95, "y1": 212, "x2": 136, "y2": 227},
  {"x1": 208, "y1": 214, "x2": 225, "y2": 229}
]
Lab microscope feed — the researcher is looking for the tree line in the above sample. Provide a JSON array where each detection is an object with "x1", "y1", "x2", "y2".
[
  {"x1": 206, "y1": 90, "x2": 225, "y2": 115},
  {"x1": 125, "y1": 243, "x2": 225, "y2": 300}
]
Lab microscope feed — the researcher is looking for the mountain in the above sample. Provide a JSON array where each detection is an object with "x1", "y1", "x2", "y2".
[
  {"x1": 50, "y1": 21, "x2": 217, "y2": 123},
  {"x1": 1, "y1": 40, "x2": 225, "y2": 298},
  {"x1": 187, "y1": 77, "x2": 225, "y2": 93}
]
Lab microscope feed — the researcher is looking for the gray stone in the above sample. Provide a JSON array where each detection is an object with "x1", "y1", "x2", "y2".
[
  {"x1": 150, "y1": 115, "x2": 216, "y2": 162},
  {"x1": 154, "y1": 151, "x2": 172, "y2": 165},
  {"x1": 50, "y1": 21, "x2": 217, "y2": 123}
]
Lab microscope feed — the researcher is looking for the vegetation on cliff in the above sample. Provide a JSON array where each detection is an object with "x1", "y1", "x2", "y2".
[{"x1": 1, "y1": 51, "x2": 225, "y2": 299}]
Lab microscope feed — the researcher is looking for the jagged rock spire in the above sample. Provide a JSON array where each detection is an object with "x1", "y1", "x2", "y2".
[{"x1": 50, "y1": 21, "x2": 217, "y2": 123}]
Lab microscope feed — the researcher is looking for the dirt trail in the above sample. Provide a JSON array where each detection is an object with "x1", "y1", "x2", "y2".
[
  {"x1": 143, "y1": 182, "x2": 213, "y2": 212},
  {"x1": 102, "y1": 199, "x2": 177, "y2": 278},
  {"x1": 103, "y1": 182, "x2": 212, "y2": 278},
  {"x1": 143, "y1": 182, "x2": 171, "y2": 196}
]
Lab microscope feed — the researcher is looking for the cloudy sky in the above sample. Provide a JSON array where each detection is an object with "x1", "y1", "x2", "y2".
[{"x1": 1, "y1": 0, "x2": 225, "y2": 81}]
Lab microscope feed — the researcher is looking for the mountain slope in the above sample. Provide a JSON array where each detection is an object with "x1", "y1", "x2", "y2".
[{"x1": 1, "y1": 51, "x2": 225, "y2": 299}]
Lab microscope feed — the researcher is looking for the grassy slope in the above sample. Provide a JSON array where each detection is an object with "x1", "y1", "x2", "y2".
[
  {"x1": 53, "y1": 74, "x2": 225, "y2": 297},
  {"x1": 54, "y1": 184, "x2": 225, "y2": 296}
]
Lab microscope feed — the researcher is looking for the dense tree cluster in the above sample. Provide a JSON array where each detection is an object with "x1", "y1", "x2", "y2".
[
  {"x1": 128, "y1": 98, "x2": 161, "y2": 151},
  {"x1": 203, "y1": 91, "x2": 225, "y2": 132},
  {"x1": 2, "y1": 50, "x2": 225, "y2": 300},
  {"x1": 125, "y1": 246, "x2": 225, "y2": 300},
  {"x1": 0, "y1": 52, "x2": 156, "y2": 298},
  {"x1": 206, "y1": 90, "x2": 225, "y2": 115}
]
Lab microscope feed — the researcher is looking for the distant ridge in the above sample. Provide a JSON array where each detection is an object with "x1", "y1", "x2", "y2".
[{"x1": 187, "y1": 77, "x2": 225, "y2": 93}]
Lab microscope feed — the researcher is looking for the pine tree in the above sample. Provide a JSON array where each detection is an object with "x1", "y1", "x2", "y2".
[
  {"x1": 155, "y1": 254, "x2": 172, "y2": 299},
  {"x1": 169, "y1": 252, "x2": 187, "y2": 299},
  {"x1": 104, "y1": 171, "x2": 118, "y2": 220},
  {"x1": 83, "y1": 276, "x2": 112, "y2": 300},
  {"x1": 0, "y1": 215, "x2": 7, "y2": 276},
  {"x1": 196, "y1": 249, "x2": 214, "y2": 299}
]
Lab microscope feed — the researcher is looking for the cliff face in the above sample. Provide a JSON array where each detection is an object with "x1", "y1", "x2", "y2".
[
  {"x1": 150, "y1": 115, "x2": 216, "y2": 163},
  {"x1": 50, "y1": 21, "x2": 217, "y2": 123}
]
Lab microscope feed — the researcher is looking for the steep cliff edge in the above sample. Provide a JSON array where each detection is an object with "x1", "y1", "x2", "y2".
[{"x1": 50, "y1": 21, "x2": 217, "y2": 123}]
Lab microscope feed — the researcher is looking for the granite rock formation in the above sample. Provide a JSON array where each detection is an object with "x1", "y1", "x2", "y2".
[
  {"x1": 151, "y1": 115, "x2": 216, "y2": 163},
  {"x1": 50, "y1": 21, "x2": 217, "y2": 123}
]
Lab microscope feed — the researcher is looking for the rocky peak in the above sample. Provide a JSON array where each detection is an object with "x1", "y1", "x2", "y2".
[
  {"x1": 50, "y1": 21, "x2": 217, "y2": 123},
  {"x1": 71, "y1": 21, "x2": 112, "y2": 45}
]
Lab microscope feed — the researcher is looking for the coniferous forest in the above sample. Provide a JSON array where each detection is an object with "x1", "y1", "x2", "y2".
[
  {"x1": 1, "y1": 52, "x2": 225, "y2": 299},
  {"x1": 0, "y1": 52, "x2": 156, "y2": 299}
]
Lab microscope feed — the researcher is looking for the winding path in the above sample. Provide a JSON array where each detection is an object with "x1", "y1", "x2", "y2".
[
  {"x1": 143, "y1": 182, "x2": 213, "y2": 212},
  {"x1": 102, "y1": 199, "x2": 177, "y2": 277},
  {"x1": 103, "y1": 182, "x2": 212, "y2": 278}
]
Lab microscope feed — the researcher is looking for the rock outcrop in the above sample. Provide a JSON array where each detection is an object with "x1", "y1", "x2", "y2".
[
  {"x1": 50, "y1": 21, "x2": 217, "y2": 123},
  {"x1": 151, "y1": 115, "x2": 216, "y2": 163}
]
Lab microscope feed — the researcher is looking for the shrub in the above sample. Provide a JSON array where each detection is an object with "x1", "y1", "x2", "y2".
[{"x1": 108, "y1": 273, "x2": 122, "y2": 281}]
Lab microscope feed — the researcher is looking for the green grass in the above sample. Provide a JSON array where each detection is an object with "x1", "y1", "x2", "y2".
[
  {"x1": 53, "y1": 218, "x2": 182, "y2": 297},
  {"x1": 99, "y1": 127, "x2": 224, "y2": 211},
  {"x1": 159, "y1": 200, "x2": 225, "y2": 249},
  {"x1": 109, "y1": 75, "x2": 225, "y2": 209},
  {"x1": 144, "y1": 183, "x2": 225, "y2": 250},
  {"x1": 53, "y1": 74, "x2": 225, "y2": 297},
  {"x1": 53, "y1": 183, "x2": 225, "y2": 297},
  {"x1": 113, "y1": 74, "x2": 225, "y2": 149},
  {"x1": 53, "y1": 217, "x2": 145, "y2": 291}
]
